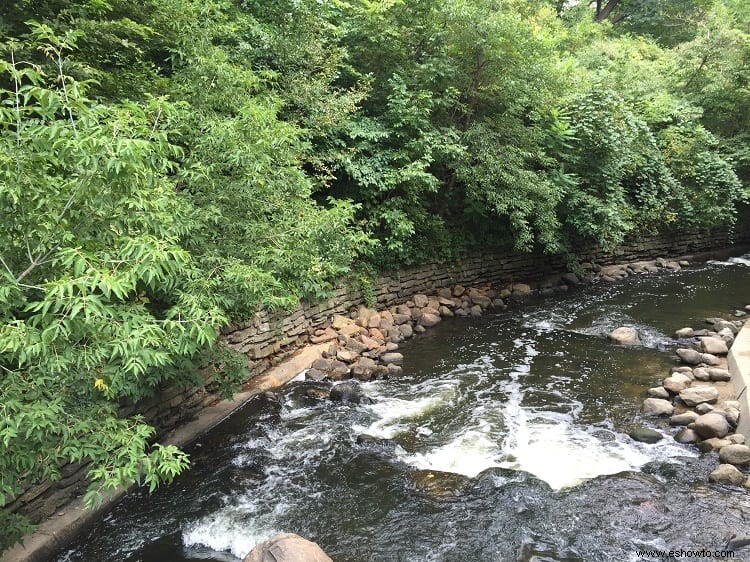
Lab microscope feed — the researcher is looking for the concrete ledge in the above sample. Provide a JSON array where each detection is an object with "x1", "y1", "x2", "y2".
[
  {"x1": 2, "y1": 343, "x2": 329, "y2": 562},
  {"x1": 728, "y1": 322, "x2": 750, "y2": 440}
]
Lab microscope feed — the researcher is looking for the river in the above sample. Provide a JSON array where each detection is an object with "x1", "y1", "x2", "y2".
[{"x1": 58, "y1": 256, "x2": 750, "y2": 562}]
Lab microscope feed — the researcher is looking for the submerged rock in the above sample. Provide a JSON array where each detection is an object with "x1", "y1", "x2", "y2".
[
  {"x1": 674, "y1": 428, "x2": 699, "y2": 444},
  {"x1": 243, "y1": 533, "x2": 332, "y2": 562},
  {"x1": 329, "y1": 381, "x2": 367, "y2": 404}
]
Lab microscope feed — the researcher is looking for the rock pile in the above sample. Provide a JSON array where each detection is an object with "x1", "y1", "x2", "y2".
[
  {"x1": 306, "y1": 286, "x2": 511, "y2": 385},
  {"x1": 640, "y1": 315, "x2": 749, "y2": 490}
]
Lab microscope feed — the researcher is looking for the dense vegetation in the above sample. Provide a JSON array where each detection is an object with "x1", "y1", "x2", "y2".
[{"x1": 1, "y1": 0, "x2": 748, "y2": 550}]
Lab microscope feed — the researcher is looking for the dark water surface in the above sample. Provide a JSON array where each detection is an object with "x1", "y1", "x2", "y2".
[{"x1": 58, "y1": 257, "x2": 750, "y2": 562}]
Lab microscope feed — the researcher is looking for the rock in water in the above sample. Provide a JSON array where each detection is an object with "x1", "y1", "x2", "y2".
[
  {"x1": 700, "y1": 337, "x2": 729, "y2": 356},
  {"x1": 708, "y1": 464, "x2": 746, "y2": 486},
  {"x1": 608, "y1": 326, "x2": 641, "y2": 345},
  {"x1": 641, "y1": 398, "x2": 674, "y2": 417},
  {"x1": 329, "y1": 381, "x2": 364, "y2": 404},
  {"x1": 244, "y1": 533, "x2": 332, "y2": 562},
  {"x1": 628, "y1": 427, "x2": 663, "y2": 444},
  {"x1": 718, "y1": 444, "x2": 750, "y2": 466}
]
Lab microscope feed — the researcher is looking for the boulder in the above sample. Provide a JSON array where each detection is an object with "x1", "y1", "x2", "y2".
[
  {"x1": 628, "y1": 427, "x2": 663, "y2": 444},
  {"x1": 675, "y1": 327, "x2": 695, "y2": 338},
  {"x1": 470, "y1": 305, "x2": 483, "y2": 317},
  {"x1": 647, "y1": 387, "x2": 670, "y2": 399},
  {"x1": 723, "y1": 406, "x2": 740, "y2": 428},
  {"x1": 561, "y1": 272, "x2": 580, "y2": 285},
  {"x1": 698, "y1": 438, "x2": 732, "y2": 452},
  {"x1": 700, "y1": 353, "x2": 722, "y2": 366},
  {"x1": 471, "y1": 295, "x2": 492, "y2": 308},
  {"x1": 329, "y1": 382, "x2": 365, "y2": 404},
  {"x1": 708, "y1": 368, "x2": 731, "y2": 382},
  {"x1": 413, "y1": 294, "x2": 430, "y2": 308},
  {"x1": 243, "y1": 533, "x2": 332, "y2": 562},
  {"x1": 700, "y1": 337, "x2": 729, "y2": 356},
  {"x1": 336, "y1": 349, "x2": 359, "y2": 363},
  {"x1": 692, "y1": 367, "x2": 710, "y2": 381},
  {"x1": 669, "y1": 411, "x2": 699, "y2": 426},
  {"x1": 695, "y1": 403, "x2": 715, "y2": 414},
  {"x1": 728, "y1": 434, "x2": 746, "y2": 445},
  {"x1": 392, "y1": 313, "x2": 411, "y2": 325},
  {"x1": 692, "y1": 412, "x2": 730, "y2": 439},
  {"x1": 305, "y1": 368, "x2": 327, "y2": 382},
  {"x1": 386, "y1": 363, "x2": 403, "y2": 377},
  {"x1": 512, "y1": 283, "x2": 532, "y2": 295},
  {"x1": 331, "y1": 314, "x2": 354, "y2": 330},
  {"x1": 452, "y1": 285, "x2": 466, "y2": 297},
  {"x1": 437, "y1": 287, "x2": 453, "y2": 299},
  {"x1": 662, "y1": 373, "x2": 691, "y2": 394},
  {"x1": 641, "y1": 398, "x2": 674, "y2": 417},
  {"x1": 310, "y1": 327, "x2": 338, "y2": 344},
  {"x1": 419, "y1": 312, "x2": 441, "y2": 328},
  {"x1": 381, "y1": 352, "x2": 404, "y2": 365},
  {"x1": 676, "y1": 348, "x2": 702, "y2": 365},
  {"x1": 708, "y1": 464, "x2": 746, "y2": 486},
  {"x1": 674, "y1": 428, "x2": 699, "y2": 444},
  {"x1": 399, "y1": 324, "x2": 414, "y2": 339},
  {"x1": 678, "y1": 385, "x2": 718, "y2": 406},
  {"x1": 718, "y1": 444, "x2": 750, "y2": 466},
  {"x1": 608, "y1": 326, "x2": 641, "y2": 345}
]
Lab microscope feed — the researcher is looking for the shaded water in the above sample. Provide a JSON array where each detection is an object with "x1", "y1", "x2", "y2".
[{"x1": 59, "y1": 258, "x2": 750, "y2": 562}]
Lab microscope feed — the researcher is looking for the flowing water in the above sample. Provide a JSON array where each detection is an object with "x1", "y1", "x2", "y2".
[{"x1": 58, "y1": 257, "x2": 750, "y2": 562}]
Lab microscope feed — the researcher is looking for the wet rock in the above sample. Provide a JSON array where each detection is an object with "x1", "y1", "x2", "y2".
[
  {"x1": 561, "y1": 272, "x2": 580, "y2": 285},
  {"x1": 678, "y1": 385, "x2": 718, "y2": 406},
  {"x1": 674, "y1": 428, "x2": 699, "y2": 444},
  {"x1": 692, "y1": 367, "x2": 711, "y2": 381},
  {"x1": 676, "y1": 348, "x2": 702, "y2": 365},
  {"x1": 608, "y1": 326, "x2": 641, "y2": 345},
  {"x1": 647, "y1": 387, "x2": 670, "y2": 399},
  {"x1": 386, "y1": 363, "x2": 403, "y2": 377},
  {"x1": 311, "y1": 358, "x2": 332, "y2": 372},
  {"x1": 471, "y1": 294, "x2": 492, "y2": 309},
  {"x1": 407, "y1": 469, "x2": 470, "y2": 500},
  {"x1": 718, "y1": 444, "x2": 750, "y2": 466},
  {"x1": 708, "y1": 464, "x2": 746, "y2": 486},
  {"x1": 356, "y1": 434, "x2": 397, "y2": 450},
  {"x1": 414, "y1": 324, "x2": 426, "y2": 334},
  {"x1": 669, "y1": 411, "x2": 699, "y2": 426},
  {"x1": 399, "y1": 324, "x2": 414, "y2": 339},
  {"x1": 470, "y1": 305, "x2": 483, "y2": 317},
  {"x1": 675, "y1": 327, "x2": 695, "y2": 338},
  {"x1": 662, "y1": 373, "x2": 691, "y2": 394},
  {"x1": 384, "y1": 342, "x2": 399, "y2": 352},
  {"x1": 628, "y1": 427, "x2": 663, "y2": 444},
  {"x1": 700, "y1": 337, "x2": 729, "y2": 356},
  {"x1": 305, "y1": 368, "x2": 327, "y2": 382},
  {"x1": 381, "y1": 352, "x2": 404, "y2": 365},
  {"x1": 329, "y1": 381, "x2": 365, "y2": 404},
  {"x1": 692, "y1": 412, "x2": 730, "y2": 439},
  {"x1": 641, "y1": 398, "x2": 674, "y2": 417},
  {"x1": 243, "y1": 533, "x2": 332, "y2": 562},
  {"x1": 305, "y1": 387, "x2": 330, "y2": 400},
  {"x1": 708, "y1": 368, "x2": 731, "y2": 382}
]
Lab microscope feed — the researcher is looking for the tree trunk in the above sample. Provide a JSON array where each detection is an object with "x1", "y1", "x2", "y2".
[{"x1": 595, "y1": 0, "x2": 620, "y2": 21}]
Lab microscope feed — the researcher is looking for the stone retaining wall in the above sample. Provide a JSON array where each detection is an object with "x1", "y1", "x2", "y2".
[{"x1": 7, "y1": 225, "x2": 750, "y2": 535}]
